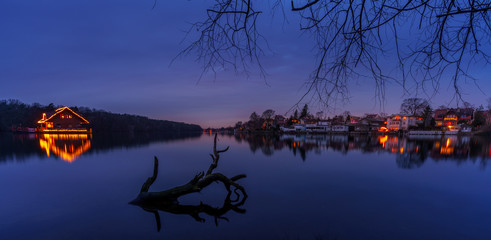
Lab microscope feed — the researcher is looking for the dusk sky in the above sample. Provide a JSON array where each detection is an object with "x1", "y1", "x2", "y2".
[{"x1": 1, "y1": 0, "x2": 490, "y2": 128}]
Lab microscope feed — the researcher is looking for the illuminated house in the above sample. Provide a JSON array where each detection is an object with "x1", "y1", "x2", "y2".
[
  {"x1": 434, "y1": 108, "x2": 474, "y2": 126},
  {"x1": 442, "y1": 110, "x2": 458, "y2": 126},
  {"x1": 37, "y1": 107, "x2": 89, "y2": 133},
  {"x1": 386, "y1": 114, "x2": 421, "y2": 131}
]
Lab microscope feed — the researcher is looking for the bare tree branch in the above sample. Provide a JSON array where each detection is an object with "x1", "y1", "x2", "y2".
[{"x1": 180, "y1": 0, "x2": 491, "y2": 106}]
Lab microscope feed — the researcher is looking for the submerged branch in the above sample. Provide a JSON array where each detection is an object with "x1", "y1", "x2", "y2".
[{"x1": 130, "y1": 133, "x2": 247, "y2": 230}]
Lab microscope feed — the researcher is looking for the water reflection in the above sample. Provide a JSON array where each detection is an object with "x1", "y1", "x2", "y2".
[
  {"x1": 38, "y1": 134, "x2": 91, "y2": 162},
  {"x1": 130, "y1": 135, "x2": 247, "y2": 231},
  {"x1": 0, "y1": 132, "x2": 203, "y2": 163},
  {"x1": 233, "y1": 133, "x2": 491, "y2": 169}
]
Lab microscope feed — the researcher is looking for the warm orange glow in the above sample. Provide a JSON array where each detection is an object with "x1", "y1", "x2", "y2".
[
  {"x1": 440, "y1": 138, "x2": 454, "y2": 155},
  {"x1": 38, "y1": 107, "x2": 89, "y2": 124},
  {"x1": 444, "y1": 117, "x2": 457, "y2": 121},
  {"x1": 42, "y1": 134, "x2": 88, "y2": 139},
  {"x1": 378, "y1": 126, "x2": 389, "y2": 132},
  {"x1": 41, "y1": 129, "x2": 88, "y2": 133},
  {"x1": 440, "y1": 146, "x2": 454, "y2": 155},
  {"x1": 378, "y1": 135, "x2": 388, "y2": 148},
  {"x1": 403, "y1": 116, "x2": 407, "y2": 120},
  {"x1": 400, "y1": 147, "x2": 404, "y2": 154},
  {"x1": 37, "y1": 134, "x2": 91, "y2": 163},
  {"x1": 416, "y1": 146, "x2": 419, "y2": 152}
]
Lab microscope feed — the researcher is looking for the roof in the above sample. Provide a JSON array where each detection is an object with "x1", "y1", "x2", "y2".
[{"x1": 38, "y1": 107, "x2": 89, "y2": 124}]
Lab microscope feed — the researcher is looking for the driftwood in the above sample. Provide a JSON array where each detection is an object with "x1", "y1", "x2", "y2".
[{"x1": 129, "y1": 133, "x2": 247, "y2": 231}]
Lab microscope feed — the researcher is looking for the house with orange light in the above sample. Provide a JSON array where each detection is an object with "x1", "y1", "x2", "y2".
[
  {"x1": 37, "y1": 107, "x2": 90, "y2": 133},
  {"x1": 386, "y1": 114, "x2": 422, "y2": 131},
  {"x1": 434, "y1": 108, "x2": 474, "y2": 127}
]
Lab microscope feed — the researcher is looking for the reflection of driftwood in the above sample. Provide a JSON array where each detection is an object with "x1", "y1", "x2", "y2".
[{"x1": 129, "y1": 134, "x2": 247, "y2": 231}]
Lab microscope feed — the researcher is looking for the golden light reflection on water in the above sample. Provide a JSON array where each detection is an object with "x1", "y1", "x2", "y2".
[
  {"x1": 378, "y1": 135, "x2": 388, "y2": 148},
  {"x1": 37, "y1": 134, "x2": 91, "y2": 163},
  {"x1": 376, "y1": 135, "x2": 458, "y2": 156},
  {"x1": 440, "y1": 137, "x2": 455, "y2": 155}
]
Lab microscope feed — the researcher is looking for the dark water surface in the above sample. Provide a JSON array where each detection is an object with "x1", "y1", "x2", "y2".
[{"x1": 1, "y1": 133, "x2": 490, "y2": 239}]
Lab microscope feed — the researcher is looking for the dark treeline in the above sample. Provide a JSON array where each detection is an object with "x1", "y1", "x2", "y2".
[{"x1": 0, "y1": 100, "x2": 202, "y2": 133}]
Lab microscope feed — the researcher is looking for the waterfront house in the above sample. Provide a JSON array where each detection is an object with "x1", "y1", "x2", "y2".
[
  {"x1": 37, "y1": 107, "x2": 89, "y2": 133},
  {"x1": 435, "y1": 108, "x2": 474, "y2": 126},
  {"x1": 331, "y1": 124, "x2": 349, "y2": 132},
  {"x1": 386, "y1": 114, "x2": 420, "y2": 131},
  {"x1": 350, "y1": 116, "x2": 361, "y2": 124},
  {"x1": 294, "y1": 124, "x2": 306, "y2": 132},
  {"x1": 274, "y1": 115, "x2": 286, "y2": 127},
  {"x1": 353, "y1": 122, "x2": 370, "y2": 132},
  {"x1": 442, "y1": 110, "x2": 458, "y2": 126}
]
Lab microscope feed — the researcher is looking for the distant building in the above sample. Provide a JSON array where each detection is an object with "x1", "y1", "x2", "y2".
[
  {"x1": 331, "y1": 125, "x2": 349, "y2": 132},
  {"x1": 386, "y1": 114, "x2": 421, "y2": 131},
  {"x1": 434, "y1": 108, "x2": 474, "y2": 126},
  {"x1": 37, "y1": 107, "x2": 90, "y2": 133},
  {"x1": 274, "y1": 115, "x2": 286, "y2": 127},
  {"x1": 349, "y1": 116, "x2": 361, "y2": 124},
  {"x1": 442, "y1": 110, "x2": 458, "y2": 127}
]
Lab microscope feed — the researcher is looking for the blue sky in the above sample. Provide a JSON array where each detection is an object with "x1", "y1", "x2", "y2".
[{"x1": 1, "y1": 0, "x2": 490, "y2": 127}]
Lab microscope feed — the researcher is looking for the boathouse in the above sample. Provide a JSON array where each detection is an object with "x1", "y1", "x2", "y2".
[{"x1": 37, "y1": 107, "x2": 90, "y2": 132}]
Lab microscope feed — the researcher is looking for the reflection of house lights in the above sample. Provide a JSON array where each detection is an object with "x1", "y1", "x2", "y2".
[
  {"x1": 38, "y1": 134, "x2": 91, "y2": 163},
  {"x1": 379, "y1": 135, "x2": 388, "y2": 148},
  {"x1": 440, "y1": 138, "x2": 454, "y2": 155},
  {"x1": 400, "y1": 147, "x2": 404, "y2": 154}
]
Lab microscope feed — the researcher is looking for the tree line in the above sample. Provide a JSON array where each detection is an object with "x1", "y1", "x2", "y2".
[
  {"x1": 0, "y1": 100, "x2": 202, "y2": 133},
  {"x1": 236, "y1": 97, "x2": 491, "y2": 131}
]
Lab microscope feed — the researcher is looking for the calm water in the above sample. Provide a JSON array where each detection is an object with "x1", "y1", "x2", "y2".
[{"x1": 1, "y1": 132, "x2": 491, "y2": 239}]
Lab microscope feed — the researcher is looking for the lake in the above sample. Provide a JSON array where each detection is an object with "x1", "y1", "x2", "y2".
[{"x1": 1, "y1": 132, "x2": 490, "y2": 239}]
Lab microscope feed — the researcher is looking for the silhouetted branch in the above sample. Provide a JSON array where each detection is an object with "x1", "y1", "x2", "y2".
[
  {"x1": 130, "y1": 134, "x2": 247, "y2": 231},
  {"x1": 291, "y1": 0, "x2": 321, "y2": 11},
  {"x1": 140, "y1": 156, "x2": 159, "y2": 193},
  {"x1": 206, "y1": 133, "x2": 230, "y2": 175},
  {"x1": 181, "y1": 0, "x2": 491, "y2": 106}
]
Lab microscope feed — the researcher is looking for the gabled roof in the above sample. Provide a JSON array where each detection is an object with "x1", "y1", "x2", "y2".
[{"x1": 38, "y1": 107, "x2": 89, "y2": 124}]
